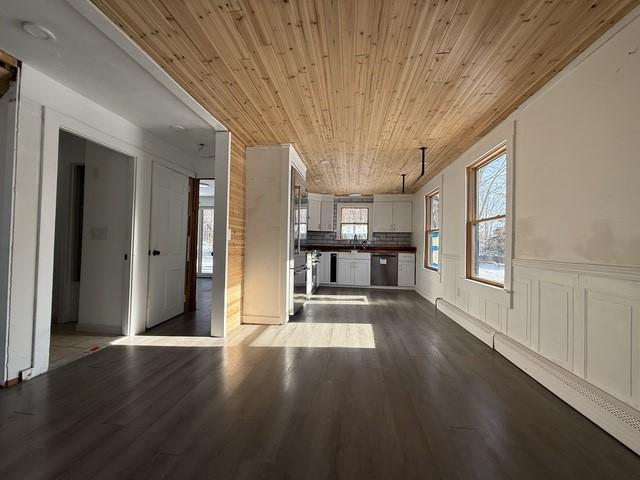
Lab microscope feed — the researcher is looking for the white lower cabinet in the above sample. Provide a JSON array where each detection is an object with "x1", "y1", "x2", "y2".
[
  {"x1": 398, "y1": 253, "x2": 416, "y2": 287},
  {"x1": 337, "y1": 253, "x2": 371, "y2": 286},
  {"x1": 318, "y1": 251, "x2": 335, "y2": 284}
]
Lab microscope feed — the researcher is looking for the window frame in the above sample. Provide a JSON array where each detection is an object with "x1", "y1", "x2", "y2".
[
  {"x1": 424, "y1": 188, "x2": 440, "y2": 271},
  {"x1": 337, "y1": 204, "x2": 371, "y2": 240},
  {"x1": 466, "y1": 144, "x2": 507, "y2": 288}
]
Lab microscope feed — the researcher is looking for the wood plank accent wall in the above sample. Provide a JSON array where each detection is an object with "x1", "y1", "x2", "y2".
[
  {"x1": 226, "y1": 137, "x2": 246, "y2": 332},
  {"x1": 92, "y1": 0, "x2": 639, "y2": 194}
]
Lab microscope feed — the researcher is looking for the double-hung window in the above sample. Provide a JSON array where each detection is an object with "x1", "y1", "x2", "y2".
[
  {"x1": 467, "y1": 146, "x2": 507, "y2": 286},
  {"x1": 424, "y1": 190, "x2": 440, "y2": 270},
  {"x1": 340, "y1": 206, "x2": 369, "y2": 240}
]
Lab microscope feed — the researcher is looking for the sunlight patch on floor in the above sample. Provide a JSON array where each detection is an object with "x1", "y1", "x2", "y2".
[
  {"x1": 249, "y1": 323, "x2": 376, "y2": 349},
  {"x1": 305, "y1": 294, "x2": 370, "y2": 305}
]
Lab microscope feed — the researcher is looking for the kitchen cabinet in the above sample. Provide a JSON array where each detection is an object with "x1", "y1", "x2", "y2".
[
  {"x1": 318, "y1": 251, "x2": 336, "y2": 284},
  {"x1": 372, "y1": 201, "x2": 393, "y2": 232},
  {"x1": 398, "y1": 253, "x2": 416, "y2": 287},
  {"x1": 308, "y1": 197, "x2": 322, "y2": 231},
  {"x1": 372, "y1": 195, "x2": 412, "y2": 232},
  {"x1": 320, "y1": 200, "x2": 334, "y2": 231},
  {"x1": 337, "y1": 252, "x2": 371, "y2": 286},
  {"x1": 308, "y1": 193, "x2": 334, "y2": 231}
]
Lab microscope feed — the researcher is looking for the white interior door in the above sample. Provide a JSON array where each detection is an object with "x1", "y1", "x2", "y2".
[
  {"x1": 77, "y1": 142, "x2": 133, "y2": 334},
  {"x1": 147, "y1": 163, "x2": 189, "y2": 328}
]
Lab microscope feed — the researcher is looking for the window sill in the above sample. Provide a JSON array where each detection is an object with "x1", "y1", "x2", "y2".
[{"x1": 461, "y1": 277, "x2": 511, "y2": 306}]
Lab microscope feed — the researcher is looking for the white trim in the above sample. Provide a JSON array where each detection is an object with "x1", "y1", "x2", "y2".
[
  {"x1": 0, "y1": 77, "x2": 20, "y2": 384},
  {"x1": 513, "y1": 258, "x2": 640, "y2": 282},
  {"x1": 434, "y1": 297, "x2": 640, "y2": 456},
  {"x1": 33, "y1": 108, "x2": 137, "y2": 376},
  {"x1": 436, "y1": 299, "x2": 497, "y2": 347},
  {"x1": 464, "y1": 139, "x2": 513, "y2": 299},
  {"x1": 423, "y1": 184, "x2": 442, "y2": 276},
  {"x1": 66, "y1": 0, "x2": 226, "y2": 132},
  {"x1": 495, "y1": 334, "x2": 640, "y2": 456},
  {"x1": 211, "y1": 131, "x2": 230, "y2": 337}
]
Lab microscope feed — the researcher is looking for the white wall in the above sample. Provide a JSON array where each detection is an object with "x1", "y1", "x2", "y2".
[
  {"x1": 77, "y1": 141, "x2": 133, "y2": 334},
  {"x1": 52, "y1": 131, "x2": 86, "y2": 325},
  {"x1": 5, "y1": 64, "x2": 200, "y2": 380},
  {"x1": 0, "y1": 81, "x2": 19, "y2": 383},
  {"x1": 412, "y1": 11, "x2": 640, "y2": 410}
]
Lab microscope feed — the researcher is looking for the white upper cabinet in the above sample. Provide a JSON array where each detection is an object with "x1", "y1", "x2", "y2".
[
  {"x1": 372, "y1": 195, "x2": 413, "y2": 232},
  {"x1": 393, "y1": 201, "x2": 413, "y2": 232},
  {"x1": 320, "y1": 200, "x2": 334, "y2": 231},
  {"x1": 373, "y1": 201, "x2": 394, "y2": 232},
  {"x1": 307, "y1": 193, "x2": 334, "y2": 231},
  {"x1": 308, "y1": 197, "x2": 322, "y2": 231}
]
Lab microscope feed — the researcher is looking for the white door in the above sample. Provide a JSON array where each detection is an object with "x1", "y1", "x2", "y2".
[
  {"x1": 393, "y1": 201, "x2": 413, "y2": 232},
  {"x1": 373, "y1": 202, "x2": 393, "y2": 232},
  {"x1": 77, "y1": 143, "x2": 133, "y2": 334},
  {"x1": 147, "y1": 163, "x2": 189, "y2": 328},
  {"x1": 308, "y1": 197, "x2": 322, "y2": 231},
  {"x1": 320, "y1": 200, "x2": 333, "y2": 231},
  {"x1": 353, "y1": 261, "x2": 370, "y2": 286}
]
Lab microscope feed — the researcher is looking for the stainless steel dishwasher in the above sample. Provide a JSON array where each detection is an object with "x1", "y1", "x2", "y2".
[{"x1": 371, "y1": 253, "x2": 398, "y2": 286}]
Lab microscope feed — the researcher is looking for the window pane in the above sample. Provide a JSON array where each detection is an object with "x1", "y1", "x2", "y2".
[
  {"x1": 428, "y1": 230, "x2": 439, "y2": 269},
  {"x1": 476, "y1": 152, "x2": 506, "y2": 219},
  {"x1": 341, "y1": 223, "x2": 368, "y2": 240},
  {"x1": 472, "y1": 218, "x2": 505, "y2": 284},
  {"x1": 198, "y1": 208, "x2": 214, "y2": 274},
  {"x1": 430, "y1": 193, "x2": 439, "y2": 228},
  {"x1": 341, "y1": 207, "x2": 368, "y2": 223}
]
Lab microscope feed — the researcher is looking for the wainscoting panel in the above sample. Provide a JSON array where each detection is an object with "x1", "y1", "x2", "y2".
[
  {"x1": 538, "y1": 280, "x2": 574, "y2": 371},
  {"x1": 422, "y1": 258, "x2": 640, "y2": 412},
  {"x1": 507, "y1": 279, "x2": 531, "y2": 347}
]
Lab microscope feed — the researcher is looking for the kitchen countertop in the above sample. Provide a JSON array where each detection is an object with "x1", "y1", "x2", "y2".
[{"x1": 303, "y1": 245, "x2": 417, "y2": 253}]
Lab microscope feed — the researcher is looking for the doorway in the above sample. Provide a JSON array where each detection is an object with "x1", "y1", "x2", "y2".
[
  {"x1": 49, "y1": 130, "x2": 133, "y2": 369},
  {"x1": 144, "y1": 177, "x2": 214, "y2": 337}
]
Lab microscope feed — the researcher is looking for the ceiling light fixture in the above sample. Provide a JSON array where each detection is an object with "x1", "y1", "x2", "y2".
[
  {"x1": 319, "y1": 160, "x2": 330, "y2": 165},
  {"x1": 22, "y1": 22, "x2": 56, "y2": 41},
  {"x1": 171, "y1": 124, "x2": 186, "y2": 131},
  {"x1": 348, "y1": 193, "x2": 362, "y2": 197}
]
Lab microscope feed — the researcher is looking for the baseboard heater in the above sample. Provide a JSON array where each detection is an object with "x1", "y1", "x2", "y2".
[{"x1": 436, "y1": 299, "x2": 640, "y2": 456}]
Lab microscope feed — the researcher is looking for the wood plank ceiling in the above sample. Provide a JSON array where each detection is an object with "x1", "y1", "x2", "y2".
[{"x1": 92, "y1": 0, "x2": 639, "y2": 194}]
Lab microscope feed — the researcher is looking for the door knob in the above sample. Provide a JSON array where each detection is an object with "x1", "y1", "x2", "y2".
[{"x1": 152, "y1": 249, "x2": 161, "y2": 256}]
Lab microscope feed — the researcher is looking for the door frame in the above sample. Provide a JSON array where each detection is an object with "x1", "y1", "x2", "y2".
[{"x1": 33, "y1": 108, "x2": 137, "y2": 376}]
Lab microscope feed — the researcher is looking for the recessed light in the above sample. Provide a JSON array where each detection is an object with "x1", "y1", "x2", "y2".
[{"x1": 22, "y1": 22, "x2": 56, "y2": 41}]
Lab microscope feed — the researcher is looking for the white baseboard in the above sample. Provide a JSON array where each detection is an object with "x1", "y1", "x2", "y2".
[
  {"x1": 435, "y1": 298, "x2": 640, "y2": 455},
  {"x1": 319, "y1": 283, "x2": 415, "y2": 290},
  {"x1": 436, "y1": 300, "x2": 496, "y2": 347},
  {"x1": 495, "y1": 334, "x2": 640, "y2": 455}
]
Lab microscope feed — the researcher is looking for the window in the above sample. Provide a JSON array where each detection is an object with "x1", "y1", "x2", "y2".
[
  {"x1": 467, "y1": 146, "x2": 507, "y2": 286},
  {"x1": 340, "y1": 206, "x2": 369, "y2": 240},
  {"x1": 424, "y1": 189, "x2": 440, "y2": 270}
]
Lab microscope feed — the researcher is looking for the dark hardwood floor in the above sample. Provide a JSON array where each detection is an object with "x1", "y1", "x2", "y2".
[
  {"x1": 0, "y1": 287, "x2": 638, "y2": 479},
  {"x1": 143, "y1": 277, "x2": 213, "y2": 337}
]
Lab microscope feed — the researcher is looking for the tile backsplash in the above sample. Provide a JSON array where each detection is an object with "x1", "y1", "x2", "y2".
[{"x1": 303, "y1": 195, "x2": 413, "y2": 247}]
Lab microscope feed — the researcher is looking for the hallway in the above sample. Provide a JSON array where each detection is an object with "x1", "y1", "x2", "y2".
[{"x1": 0, "y1": 288, "x2": 638, "y2": 479}]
